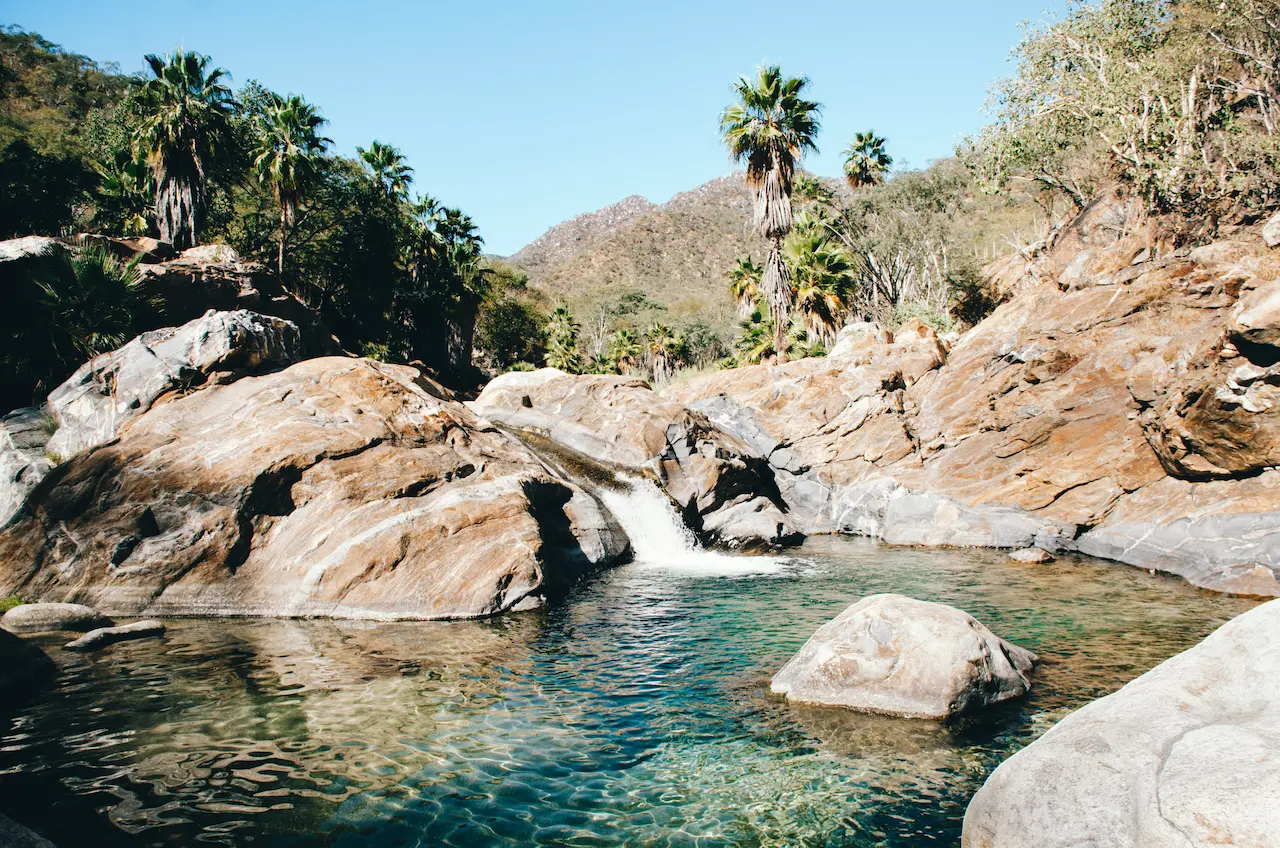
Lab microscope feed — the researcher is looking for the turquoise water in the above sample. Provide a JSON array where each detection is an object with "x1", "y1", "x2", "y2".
[{"x1": 0, "y1": 537, "x2": 1257, "y2": 846}]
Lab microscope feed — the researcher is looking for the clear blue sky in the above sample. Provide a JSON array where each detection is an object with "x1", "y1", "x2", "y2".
[{"x1": 5, "y1": 1, "x2": 1064, "y2": 255}]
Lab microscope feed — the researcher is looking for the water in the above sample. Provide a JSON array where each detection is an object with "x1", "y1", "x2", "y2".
[
  {"x1": 0, "y1": 537, "x2": 1257, "y2": 847},
  {"x1": 598, "y1": 476, "x2": 786, "y2": 574}
]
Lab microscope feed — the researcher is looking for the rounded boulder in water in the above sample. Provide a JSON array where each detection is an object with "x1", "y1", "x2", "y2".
[
  {"x1": 770, "y1": 593, "x2": 1037, "y2": 719},
  {"x1": 2, "y1": 602, "x2": 113, "y2": 633}
]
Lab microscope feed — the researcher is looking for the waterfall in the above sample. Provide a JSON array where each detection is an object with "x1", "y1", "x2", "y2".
[{"x1": 598, "y1": 475, "x2": 786, "y2": 574}]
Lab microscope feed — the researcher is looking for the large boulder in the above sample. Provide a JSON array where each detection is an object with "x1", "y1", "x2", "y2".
[
  {"x1": 0, "y1": 356, "x2": 629, "y2": 620},
  {"x1": 0, "y1": 814, "x2": 56, "y2": 848},
  {"x1": 65, "y1": 619, "x2": 165, "y2": 651},
  {"x1": 45, "y1": 309, "x2": 302, "y2": 459},
  {"x1": 963, "y1": 599, "x2": 1280, "y2": 848},
  {"x1": 666, "y1": 236, "x2": 1280, "y2": 595},
  {"x1": 0, "y1": 407, "x2": 53, "y2": 527},
  {"x1": 1, "y1": 602, "x2": 111, "y2": 633},
  {"x1": 770, "y1": 594, "x2": 1037, "y2": 719},
  {"x1": 471, "y1": 369, "x2": 800, "y2": 548}
]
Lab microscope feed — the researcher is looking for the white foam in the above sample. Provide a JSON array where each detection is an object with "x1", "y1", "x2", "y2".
[{"x1": 597, "y1": 475, "x2": 788, "y2": 575}]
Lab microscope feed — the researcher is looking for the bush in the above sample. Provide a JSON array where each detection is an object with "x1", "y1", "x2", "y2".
[{"x1": 0, "y1": 596, "x2": 23, "y2": 613}]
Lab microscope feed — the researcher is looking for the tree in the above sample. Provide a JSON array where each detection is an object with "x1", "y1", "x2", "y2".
[
  {"x1": 132, "y1": 50, "x2": 235, "y2": 248},
  {"x1": 250, "y1": 94, "x2": 331, "y2": 273},
  {"x1": 720, "y1": 65, "x2": 821, "y2": 364},
  {"x1": 727, "y1": 255, "x2": 763, "y2": 317},
  {"x1": 644, "y1": 323, "x2": 685, "y2": 382},
  {"x1": 785, "y1": 212, "x2": 856, "y2": 344},
  {"x1": 545, "y1": 305, "x2": 581, "y2": 372},
  {"x1": 358, "y1": 140, "x2": 413, "y2": 202},
  {"x1": 609, "y1": 327, "x2": 642, "y2": 374},
  {"x1": 842, "y1": 131, "x2": 893, "y2": 190}
]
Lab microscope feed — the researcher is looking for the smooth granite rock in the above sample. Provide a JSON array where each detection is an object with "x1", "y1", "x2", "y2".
[
  {"x1": 46, "y1": 309, "x2": 302, "y2": 459},
  {"x1": 771, "y1": 594, "x2": 1038, "y2": 719},
  {"x1": 1, "y1": 602, "x2": 111, "y2": 633},
  {"x1": 65, "y1": 619, "x2": 165, "y2": 651},
  {"x1": 963, "y1": 599, "x2": 1280, "y2": 848},
  {"x1": 0, "y1": 357, "x2": 629, "y2": 620},
  {"x1": 1008, "y1": 547, "x2": 1055, "y2": 563}
]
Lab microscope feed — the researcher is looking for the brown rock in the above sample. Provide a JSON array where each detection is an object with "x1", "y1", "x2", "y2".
[{"x1": 0, "y1": 357, "x2": 629, "y2": 620}]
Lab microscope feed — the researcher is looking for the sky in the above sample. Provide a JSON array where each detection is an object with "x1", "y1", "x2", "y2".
[{"x1": 4, "y1": 1, "x2": 1066, "y2": 255}]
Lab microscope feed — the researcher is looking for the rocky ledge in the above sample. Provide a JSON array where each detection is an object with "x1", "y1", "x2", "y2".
[
  {"x1": 666, "y1": 202, "x2": 1280, "y2": 596},
  {"x1": 0, "y1": 333, "x2": 630, "y2": 620}
]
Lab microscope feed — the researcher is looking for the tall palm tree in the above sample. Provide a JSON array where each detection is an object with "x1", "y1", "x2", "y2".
[
  {"x1": 842, "y1": 131, "x2": 893, "y2": 190},
  {"x1": 251, "y1": 94, "x2": 331, "y2": 274},
  {"x1": 358, "y1": 140, "x2": 413, "y2": 201},
  {"x1": 720, "y1": 65, "x2": 821, "y2": 364},
  {"x1": 644, "y1": 323, "x2": 685, "y2": 383},
  {"x1": 727, "y1": 255, "x2": 763, "y2": 318},
  {"x1": 132, "y1": 50, "x2": 235, "y2": 249}
]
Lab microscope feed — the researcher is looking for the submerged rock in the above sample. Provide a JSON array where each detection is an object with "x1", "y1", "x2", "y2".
[
  {"x1": 1, "y1": 602, "x2": 111, "y2": 633},
  {"x1": 963, "y1": 598, "x2": 1280, "y2": 848},
  {"x1": 0, "y1": 627, "x2": 55, "y2": 698},
  {"x1": 770, "y1": 594, "x2": 1037, "y2": 719},
  {"x1": 65, "y1": 619, "x2": 165, "y2": 651},
  {"x1": 0, "y1": 356, "x2": 629, "y2": 621},
  {"x1": 471, "y1": 369, "x2": 799, "y2": 548},
  {"x1": 1008, "y1": 547, "x2": 1055, "y2": 563},
  {"x1": 0, "y1": 813, "x2": 56, "y2": 848}
]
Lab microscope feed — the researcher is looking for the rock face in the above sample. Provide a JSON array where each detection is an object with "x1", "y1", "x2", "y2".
[
  {"x1": 471, "y1": 369, "x2": 800, "y2": 547},
  {"x1": 46, "y1": 310, "x2": 303, "y2": 459},
  {"x1": 963, "y1": 598, "x2": 1280, "y2": 848},
  {"x1": 1, "y1": 602, "x2": 111, "y2": 633},
  {"x1": 667, "y1": 228, "x2": 1280, "y2": 595},
  {"x1": 1263, "y1": 209, "x2": 1280, "y2": 248},
  {"x1": 770, "y1": 594, "x2": 1038, "y2": 719},
  {"x1": 65, "y1": 619, "x2": 165, "y2": 651},
  {"x1": 1, "y1": 407, "x2": 54, "y2": 526},
  {"x1": 0, "y1": 356, "x2": 629, "y2": 620}
]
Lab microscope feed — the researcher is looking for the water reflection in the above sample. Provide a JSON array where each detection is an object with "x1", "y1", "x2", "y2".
[{"x1": 0, "y1": 537, "x2": 1258, "y2": 847}]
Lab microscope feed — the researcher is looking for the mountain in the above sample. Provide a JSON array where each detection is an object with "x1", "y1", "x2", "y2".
[{"x1": 507, "y1": 174, "x2": 769, "y2": 337}]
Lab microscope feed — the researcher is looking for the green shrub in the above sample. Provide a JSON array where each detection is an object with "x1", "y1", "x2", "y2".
[{"x1": 0, "y1": 596, "x2": 24, "y2": 613}]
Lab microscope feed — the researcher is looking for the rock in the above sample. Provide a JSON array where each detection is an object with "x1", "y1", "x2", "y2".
[
  {"x1": 666, "y1": 236, "x2": 1280, "y2": 595},
  {"x1": 1263, "y1": 209, "x2": 1280, "y2": 248},
  {"x1": 75, "y1": 233, "x2": 175, "y2": 263},
  {"x1": 0, "y1": 407, "x2": 54, "y2": 526},
  {"x1": 0, "y1": 813, "x2": 56, "y2": 848},
  {"x1": 1008, "y1": 547, "x2": 1055, "y2": 563},
  {"x1": 472, "y1": 369, "x2": 800, "y2": 548},
  {"x1": 133, "y1": 245, "x2": 337, "y2": 356},
  {"x1": 65, "y1": 619, "x2": 165, "y2": 651},
  {"x1": 962, "y1": 598, "x2": 1280, "y2": 848},
  {"x1": 0, "y1": 357, "x2": 628, "y2": 620},
  {"x1": 770, "y1": 594, "x2": 1037, "y2": 719},
  {"x1": 0, "y1": 627, "x2": 55, "y2": 699},
  {"x1": 45, "y1": 310, "x2": 302, "y2": 459},
  {"x1": 1, "y1": 602, "x2": 111, "y2": 633}
]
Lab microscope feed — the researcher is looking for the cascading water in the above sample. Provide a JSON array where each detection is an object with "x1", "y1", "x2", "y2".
[{"x1": 598, "y1": 474, "x2": 787, "y2": 574}]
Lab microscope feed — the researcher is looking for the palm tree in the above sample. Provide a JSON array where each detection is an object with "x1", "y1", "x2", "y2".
[
  {"x1": 132, "y1": 50, "x2": 235, "y2": 249},
  {"x1": 250, "y1": 94, "x2": 331, "y2": 274},
  {"x1": 727, "y1": 255, "x2": 763, "y2": 318},
  {"x1": 358, "y1": 140, "x2": 413, "y2": 201},
  {"x1": 609, "y1": 328, "x2": 642, "y2": 374},
  {"x1": 30, "y1": 243, "x2": 145, "y2": 362},
  {"x1": 644, "y1": 323, "x2": 685, "y2": 383},
  {"x1": 404, "y1": 194, "x2": 447, "y2": 287},
  {"x1": 720, "y1": 65, "x2": 821, "y2": 364},
  {"x1": 545, "y1": 306, "x2": 581, "y2": 372},
  {"x1": 785, "y1": 213, "x2": 856, "y2": 344},
  {"x1": 842, "y1": 131, "x2": 893, "y2": 190}
]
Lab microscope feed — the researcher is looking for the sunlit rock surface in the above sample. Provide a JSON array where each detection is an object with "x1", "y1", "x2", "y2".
[
  {"x1": 0, "y1": 356, "x2": 629, "y2": 620},
  {"x1": 962, "y1": 598, "x2": 1280, "y2": 848}
]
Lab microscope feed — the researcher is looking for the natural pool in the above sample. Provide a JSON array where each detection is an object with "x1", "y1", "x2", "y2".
[{"x1": 0, "y1": 537, "x2": 1258, "y2": 847}]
